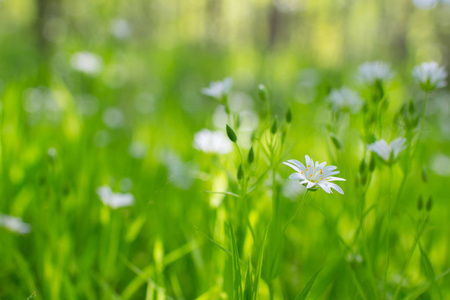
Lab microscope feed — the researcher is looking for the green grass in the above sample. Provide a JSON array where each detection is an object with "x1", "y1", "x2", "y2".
[{"x1": 1, "y1": 1, "x2": 450, "y2": 299}]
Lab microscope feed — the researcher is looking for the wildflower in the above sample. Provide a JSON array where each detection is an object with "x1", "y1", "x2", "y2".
[
  {"x1": 96, "y1": 186, "x2": 134, "y2": 209},
  {"x1": 358, "y1": 61, "x2": 394, "y2": 85},
  {"x1": 193, "y1": 129, "x2": 232, "y2": 154},
  {"x1": 283, "y1": 155, "x2": 346, "y2": 194},
  {"x1": 430, "y1": 153, "x2": 450, "y2": 177},
  {"x1": 0, "y1": 214, "x2": 31, "y2": 234},
  {"x1": 47, "y1": 147, "x2": 57, "y2": 159},
  {"x1": 110, "y1": 19, "x2": 131, "y2": 39},
  {"x1": 412, "y1": 62, "x2": 447, "y2": 92},
  {"x1": 327, "y1": 87, "x2": 363, "y2": 114},
  {"x1": 102, "y1": 107, "x2": 124, "y2": 129},
  {"x1": 70, "y1": 51, "x2": 103, "y2": 76},
  {"x1": 201, "y1": 78, "x2": 233, "y2": 101},
  {"x1": 368, "y1": 138, "x2": 406, "y2": 164},
  {"x1": 128, "y1": 142, "x2": 148, "y2": 159}
]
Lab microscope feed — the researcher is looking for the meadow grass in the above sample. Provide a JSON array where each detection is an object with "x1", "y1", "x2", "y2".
[{"x1": 1, "y1": 2, "x2": 450, "y2": 299}]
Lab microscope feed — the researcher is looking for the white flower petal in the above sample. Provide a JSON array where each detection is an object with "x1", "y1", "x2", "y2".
[
  {"x1": 327, "y1": 182, "x2": 344, "y2": 194},
  {"x1": 287, "y1": 159, "x2": 306, "y2": 171},
  {"x1": 326, "y1": 176, "x2": 346, "y2": 182},
  {"x1": 289, "y1": 173, "x2": 303, "y2": 180},
  {"x1": 319, "y1": 183, "x2": 332, "y2": 194},
  {"x1": 283, "y1": 162, "x2": 303, "y2": 173}
]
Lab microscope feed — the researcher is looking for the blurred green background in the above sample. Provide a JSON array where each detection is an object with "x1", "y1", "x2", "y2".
[{"x1": 0, "y1": 0, "x2": 449, "y2": 299}]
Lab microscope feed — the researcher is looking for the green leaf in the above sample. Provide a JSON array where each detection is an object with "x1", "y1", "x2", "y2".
[
  {"x1": 286, "y1": 107, "x2": 292, "y2": 123},
  {"x1": 228, "y1": 220, "x2": 242, "y2": 299},
  {"x1": 271, "y1": 119, "x2": 278, "y2": 134},
  {"x1": 419, "y1": 245, "x2": 442, "y2": 300},
  {"x1": 248, "y1": 146, "x2": 254, "y2": 164},
  {"x1": 226, "y1": 124, "x2": 238, "y2": 142},
  {"x1": 253, "y1": 227, "x2": 268, "y2": 300},
  {"x1": 243, "y1": 260, "x2": 253, "y2": 300},
  {"x1": 295, "y1": 267, "x2": 323, "y2": 300}
]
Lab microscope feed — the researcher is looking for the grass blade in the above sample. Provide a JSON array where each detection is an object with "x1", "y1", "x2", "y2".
[{"x1": 295, "y1": 267, "x2": 323, "y2": 300}]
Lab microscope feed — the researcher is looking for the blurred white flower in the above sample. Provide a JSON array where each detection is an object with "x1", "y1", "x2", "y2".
[
  {"x1": 47, "y1": 147, "x2": 57, "y2": 159},
  {"x1": 128, "y1": 142, "x2": 148, "y2": 159},
  {"x1": 161, "y1": 151, "x2": 196, "y2": 190},
  {"x1": 412, "y1": 0, "x2": 438, "y2": 9},
  {"x1": 23, "y1": 87, "x2": 62, "y2": 125},
  {"x1": 358, "y1": 61, "x2": 394, "y2": 85},
  {"x1": 328, "y1": 87, "x2": 364, "y2": 114},
  {"x1": 102, "y1": 107, "x2": 124, "y2": 128},
  {"x1": 412, "y1": 62, "x2": 447, "y2": 92},
  {"x1": 70, "y1": 51, "x2": 103, "y2": 76},
  {"x1": 96, "y1": 186, "x2": 134, "y2": 209},
  {"x1": 0, "y1": 213, "x2": 31, "y2": 234},
  {"x1": 368, "y1": 138, "x2": 406, "y2": 163},
  {"x1": 284, "y1": 155, "x2": 346, "y2": 194},
  {"x1": 346, "y1": 252, "x2": 363, "y2": 264},
  {"x1": 201, "y1": 78, "x2": 233, "y2": 100},
  {"x1": 110, "y1": 18, "x2": 131, "y2": 39},
  {"x1": 430, "y1": 153, "x2": 450, "y2": 177},
  {"x1": 193, "y1": 129, "x2": 232, "y2": 154}
]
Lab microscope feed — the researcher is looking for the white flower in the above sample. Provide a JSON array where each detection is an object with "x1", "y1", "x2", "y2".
[
  {"x1": 70, "y1": 51, "x2": 103, "y2": 76},
  {"x1": 201, "y1": 78, "x2": 233, "y2": 100},
  {"x1": 368, "y1": 138, "x2": 406, "y2": 163},
  {"x1": 0, "y1": 214, "x2": 31, "y2": 234},
  {"x1": 283, "y1": 155, "x2": 346, "y2": 194},
  {"x1": 96, "y1": 186, "x2": 134, "y2": 209},
  {"x1": 358, "y1": 61, "x2": 394, "y2": 85},
  {"x1": 128, "y1": 142, "x2": 148, "y2": 159},
  {"x1": 412, "y1": 62, "x2": 447, "y2": 92},
  {"x1": 193, "y1": 129, "x2": 233, "y2": 154},
  {"x1": 110, "y1": 19, "x2": 131, "y2": 39},
  {"x1": 328, "y1": 87, "x2": 364, "y2": 114},
  {"x1": 102, "y1": 107, "x2": 124, "y2": 128}
]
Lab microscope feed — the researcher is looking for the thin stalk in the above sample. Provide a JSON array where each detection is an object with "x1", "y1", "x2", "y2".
[
  {"x1": 392, "y1": 215, "x2": 428, "y2": 300},
  {"x1": 383, "y1": 165, "x2": 394, "y2": 297},
  {"x1": 410, "y1": 92, "x2": 429, "y2": 160},
  {"x1": 283, "y1": 190, "x2": 309, "y2": 234}
]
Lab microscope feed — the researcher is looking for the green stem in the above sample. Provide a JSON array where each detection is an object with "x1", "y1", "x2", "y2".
[
  {"x1": 410, "y1": 92, "x2": 429, "y2": 160},
  {"x1": 283, "y1": 190, "x2": 309, "y2": 234},
  {"x1": 383, "y1": 165, "x2": 394, "y2": 297},
  {"x1": 392, "y1": 216, "x2": 427, "y2": 300}
]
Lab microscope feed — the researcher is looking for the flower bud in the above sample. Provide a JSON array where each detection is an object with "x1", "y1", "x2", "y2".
[
  {"x1": 237, "y1": 164, "x2": 244, "y2": 181},
  {"x1": 247, "y1": 146, "x2": 254, "y2": 164},
  {"x1": 286, "y1": 107, "x2": 292, "y2": 123},
  {"x1": 258, "y1": 84, "x2": 268, "y2": 102},
  {"x1": 421, "y1": 165, "x2": 428, "y2": 183},
  {"x1": 417, "y1": 195, "x2": 423, "y2": 211},
  {"x1": 426, "y1": 196, "x2": 433, "y2": 211},
  {"x1": 271, "y1": 119, "x2": 278, "y2": 134},
  {"x1": 226, "y1": 124, "x2": 237, "y2": 142}
]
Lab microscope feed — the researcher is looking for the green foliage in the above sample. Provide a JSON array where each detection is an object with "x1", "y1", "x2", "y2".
[{"x1": 0, "y1": 0, "x2": 449, "y2": 299}]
